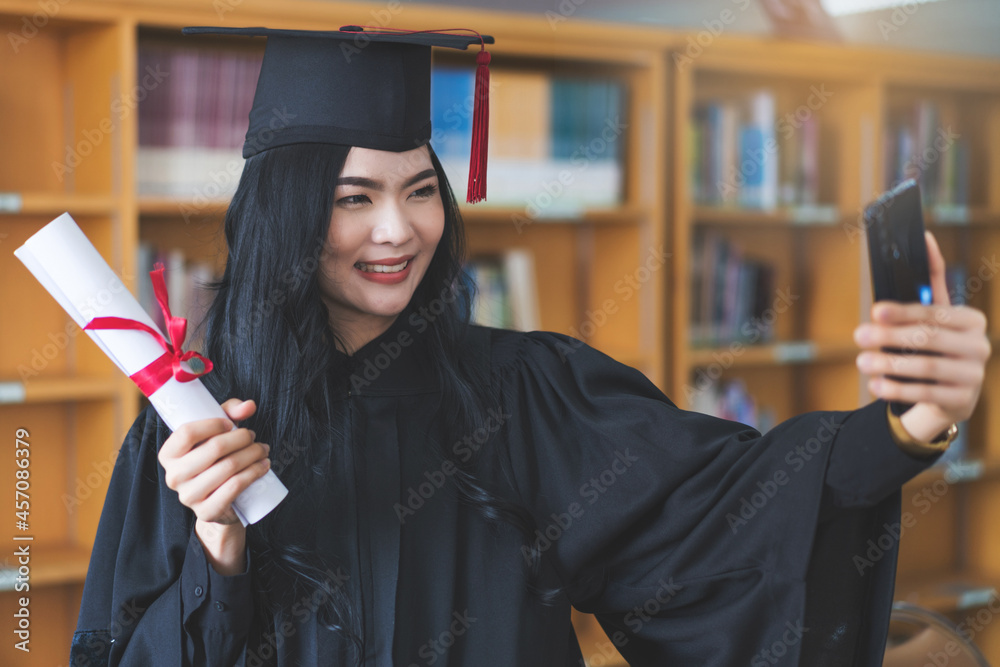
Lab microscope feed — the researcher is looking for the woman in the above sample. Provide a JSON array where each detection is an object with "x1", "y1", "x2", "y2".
[{"x1": 71, "y1": 26, "x2": 990, "y2": 667}]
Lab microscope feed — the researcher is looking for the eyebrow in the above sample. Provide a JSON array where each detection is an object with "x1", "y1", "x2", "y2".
[{"x1": 336, "y1": 168, "x2": 437, "y2": 191}]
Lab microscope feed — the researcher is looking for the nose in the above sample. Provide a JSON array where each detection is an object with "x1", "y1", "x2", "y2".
[{"x1": 370, "y1": 202, "x2": 414, "y2": 246}]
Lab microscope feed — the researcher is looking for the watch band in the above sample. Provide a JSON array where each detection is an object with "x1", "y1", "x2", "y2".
[{"x1": 885, "y1": 404, "x2": 959, "y2": 455}]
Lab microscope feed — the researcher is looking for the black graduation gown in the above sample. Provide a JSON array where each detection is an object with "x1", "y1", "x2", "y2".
[{"x1": 70, "y1": 317, "x2": 939, "y2": 667}]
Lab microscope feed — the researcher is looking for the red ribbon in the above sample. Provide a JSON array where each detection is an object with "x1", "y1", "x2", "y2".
[{"x1": 84, "y1": 262, "x2": 213, "y2": 396}]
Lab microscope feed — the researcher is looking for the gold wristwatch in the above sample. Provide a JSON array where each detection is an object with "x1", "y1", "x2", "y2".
[{"x1": 886, "y1": 404, "x2": 959, "y2": 456}]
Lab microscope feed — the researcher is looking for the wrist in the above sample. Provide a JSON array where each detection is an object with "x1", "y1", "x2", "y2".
[
  {"x1": 898, "y1": 406, "x2": 954, "y2": 444},
  {"x1": 886, "y1": 404, "x2": 958, "y2": 457},
  {"x1": 195, "y1": 518, "x2": 247, "y2": 576}
]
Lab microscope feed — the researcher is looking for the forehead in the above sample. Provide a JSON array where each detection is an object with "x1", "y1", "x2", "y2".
[{"x1": 340, "y1": 145, "x2": 434, "y2": 179}]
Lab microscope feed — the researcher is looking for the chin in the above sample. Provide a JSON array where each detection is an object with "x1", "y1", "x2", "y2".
[{"x1": 359, "y1": 295, "x2": 416, "y2": 318}]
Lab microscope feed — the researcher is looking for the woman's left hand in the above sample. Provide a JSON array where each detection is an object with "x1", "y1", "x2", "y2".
[{"x1": 854, "y1": 231, "x2": 992, "y2": 442}]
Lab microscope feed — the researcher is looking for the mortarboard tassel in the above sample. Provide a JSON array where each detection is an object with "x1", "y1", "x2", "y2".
[{"x1": 467, "y1": 47, "x2": 491, "y2": 204}]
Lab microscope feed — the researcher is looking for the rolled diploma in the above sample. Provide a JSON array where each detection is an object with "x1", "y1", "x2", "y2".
[{"x1": 14, "y1": 212, "x2": 287, "y2": 525}]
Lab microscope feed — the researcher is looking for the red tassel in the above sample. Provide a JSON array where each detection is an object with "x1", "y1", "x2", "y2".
[{"x1": 467, "y1": 48, "x2": 491, "y2": 204}]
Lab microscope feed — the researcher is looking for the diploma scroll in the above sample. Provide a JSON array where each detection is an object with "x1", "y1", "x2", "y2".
[{"x1": 14, "y1": 213, "x2": 288, "y2": 525}]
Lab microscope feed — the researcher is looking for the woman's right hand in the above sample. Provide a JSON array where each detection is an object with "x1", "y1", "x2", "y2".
[{"x1": 158, "y1": 398, "x2": 271, "y2": 574}]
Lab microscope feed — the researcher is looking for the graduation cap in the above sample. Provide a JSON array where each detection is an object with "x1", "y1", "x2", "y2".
[{"x1": 182, "y1": 25, "x2": 494, "y2": 203}]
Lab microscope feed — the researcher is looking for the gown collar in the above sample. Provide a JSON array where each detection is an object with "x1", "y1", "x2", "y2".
[{"x1": 328, "y1": 307, "x2": 441, "y2": 396}]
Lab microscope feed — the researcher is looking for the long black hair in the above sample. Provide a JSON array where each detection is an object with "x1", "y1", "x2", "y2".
[{"x1": 197, "y1": 142, "x2": 550, "y2": 664}]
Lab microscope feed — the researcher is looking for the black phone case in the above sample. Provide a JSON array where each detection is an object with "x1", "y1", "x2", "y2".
[{"x1": 863, "y1": 179, "x2": 936, "y2": 416}]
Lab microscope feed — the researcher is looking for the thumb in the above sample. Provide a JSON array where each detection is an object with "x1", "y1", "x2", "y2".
[
  {"x1": 221, "y1": 398, "x2": 257, "y2": 422},
  {"x1": 925, "y1": 231, "x2": 951, "y2": 307}
]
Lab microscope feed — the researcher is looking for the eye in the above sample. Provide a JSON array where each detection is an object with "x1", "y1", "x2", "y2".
[
  {"x1": 336, "y1": 193, "x2": 371, "y2": 207},
  {"x1": 409, "y1": 183, "x2": 438, "y2": 199}
]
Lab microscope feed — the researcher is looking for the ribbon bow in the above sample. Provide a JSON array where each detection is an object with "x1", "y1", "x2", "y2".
[{"x1": 84, "y1": 262, "x2": 213, "y2": 396}]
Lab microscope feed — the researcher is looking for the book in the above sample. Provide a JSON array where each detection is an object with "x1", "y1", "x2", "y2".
[
  {"x1": 136, "y1": 42, "x2": 263, "y2": 197},
  {"x1": 435, "y1": 66, "x2": 624, "y2": 211},
  {"x1": 466, "y1": 249, "x2": 540, "y2": 331},
  {"x1": 884, "y1": 98, "x2": 970, "y2": 210},
  {"x1": 690, "y1": 230, "x2": 777, "y2": 346}
]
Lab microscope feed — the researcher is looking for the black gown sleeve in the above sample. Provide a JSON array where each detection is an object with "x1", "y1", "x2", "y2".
[
  {"x1": 493, "y1": 331, "x2": 938, "y2": 666},
  {"x1": 70, "y1": 406, "x2": 254, "y2": 667}
]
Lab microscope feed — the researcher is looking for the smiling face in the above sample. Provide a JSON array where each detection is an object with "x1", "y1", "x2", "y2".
[{"x1": 318, "y1": 145, "x2": 445, "y2": 352}]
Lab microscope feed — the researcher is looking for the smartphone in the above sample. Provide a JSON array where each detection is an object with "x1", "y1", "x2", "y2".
[{"x1": 863, "y1": 179, "x2": 936, "y2": 416}]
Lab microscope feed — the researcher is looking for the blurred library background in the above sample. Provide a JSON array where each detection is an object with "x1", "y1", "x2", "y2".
[{"x1": 1, "y1": 0, "x2": 999, "y2": 664}]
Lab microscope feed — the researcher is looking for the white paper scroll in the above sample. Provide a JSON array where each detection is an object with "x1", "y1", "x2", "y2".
[{"x1": 14, "y1": 213, "x2": 287, "y2": 525}]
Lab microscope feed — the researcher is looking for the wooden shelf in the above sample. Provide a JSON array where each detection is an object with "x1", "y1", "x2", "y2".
[
  {"x1": 460, "y1": 204, "x2": 646, "y2": 226},
  {"x1": 0, "y1": 376, "x2": 120, "y2": 405},
  {"x1": 139, "y1": 195, "x2": 229, "y2": 218},
  {"x1": 926, "y1": 206, "x2": 1000, "y2": 227},
  {"x1": 905, "y1": 458, "x2": 1000, "y2": 488},
  {"x1": 692, "y1": 206, "x2": 1000, "y2": 228},
  {"x1": 687, "y1": 340, "x2": 856, "y2": 368},
  {"x1": 0, "y1": 192, "x2": 117, "y2": 217},
  {"x1": 692, "y1": 205, "x2": 846, "y2": 227},
  {"x1": 896, "y1": 571, "x2": 1000, "y2": 614},
  {"x1": 0, "y1": 542, "x2": 91, "y2": 590}
]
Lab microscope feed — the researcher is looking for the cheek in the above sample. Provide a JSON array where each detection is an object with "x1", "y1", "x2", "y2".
[
  {"x1": 323, "y1": 218, "x2": 362, "y2": 269},
  {"x1": 420, "y1": 205, "x2": 446, "y2": 248}
]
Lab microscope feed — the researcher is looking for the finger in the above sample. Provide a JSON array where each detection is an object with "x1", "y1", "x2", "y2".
[
  {"x1": 195, "y1": 457, "x2": 272, "y2": 522},
  {"x1": 857, "y1": 351, "x2": 984, "y2": 387},
  {"x1": 159, "y1": 417, "x2": 235, "y2": 462},
  {"x1": 925, "y1": 231, "x2": 951, "y2": 308},
  {"x1": 868, "y1": 376, "x2": 977, "y2": 416},
  {"x1": 176, "y1": 440, "x2": 270, "y2": 510},
  {"x1": 221, "y1": 398, "x2": 257, "y2": 422},
  {"x1": 870, "y1": 302, "x2": 985, "y2": 333},
  {"x1": 165, "y1": 428, "x2": 260, "y2": 491},
  {"x1": 854, "y1": 322, "x2": 988, "y2": 360}
]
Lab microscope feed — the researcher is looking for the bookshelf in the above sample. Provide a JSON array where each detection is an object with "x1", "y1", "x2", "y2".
[
  {"x1": 875, "y1": 54, "x2": 1000, "y2": 661},
  {"x1": 0, "y1": 0, "x2": 997, "y2": 664},
  {"x1": 670, "y1": 35, "x2": 1000, "y2": 663}
]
